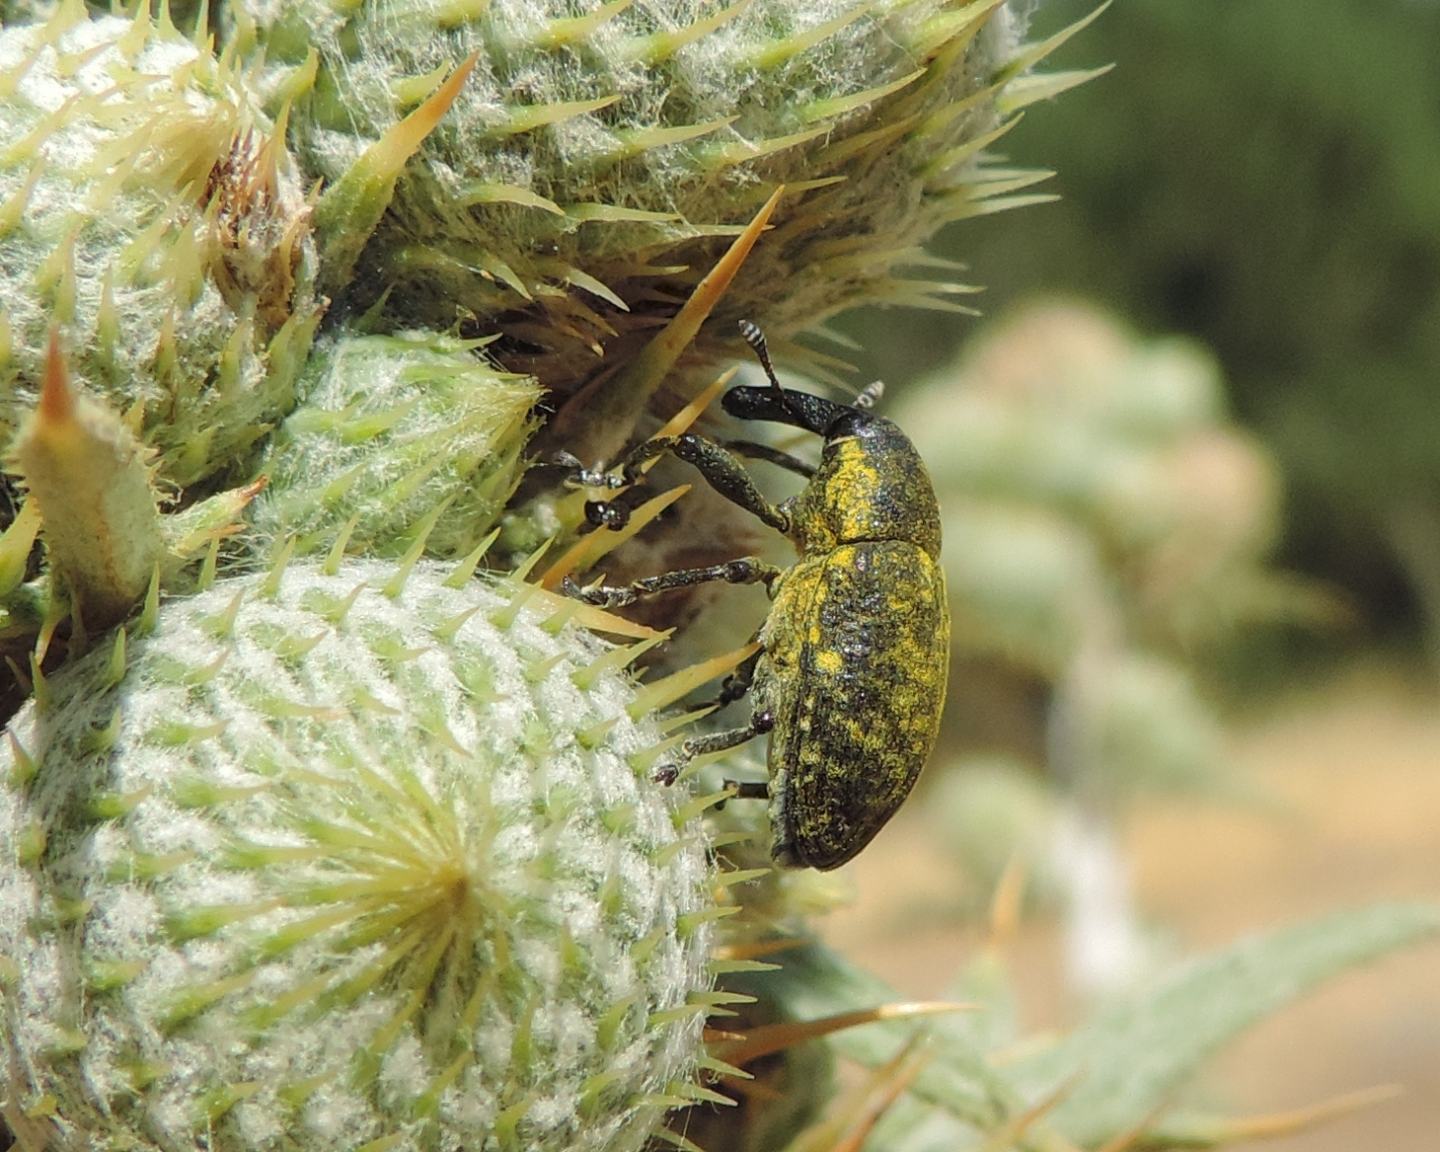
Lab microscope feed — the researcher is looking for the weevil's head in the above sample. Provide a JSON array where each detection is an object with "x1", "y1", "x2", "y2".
[
  {"x1": 723, "y1": 384, "x2": 942, "y2": 559},
  {"x1": 726, "y1": 321, "x2": 941, "y2": 557}
]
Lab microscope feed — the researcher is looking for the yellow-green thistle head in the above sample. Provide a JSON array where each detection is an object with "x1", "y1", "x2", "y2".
[
  {"x1": 0, "y1": 7, "x2": 1119, "y2": 1152},
  {"x1": 225, "y1": 0, "x2": 1046, "y2": 395}
]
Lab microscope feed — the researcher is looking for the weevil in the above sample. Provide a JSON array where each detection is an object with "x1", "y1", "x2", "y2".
[{"x1": 568, "y1": 322, "x2": 950, "y2": 870}]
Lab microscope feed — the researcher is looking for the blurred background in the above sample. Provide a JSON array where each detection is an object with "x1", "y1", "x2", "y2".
[{"x1": 822, "y1": 2, "x2": 1440, "y2": 1148}]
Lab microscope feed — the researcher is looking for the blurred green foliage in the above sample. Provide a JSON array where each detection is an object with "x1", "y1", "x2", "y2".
[
  {"x1": 895, "y1": 302, "x2": 1312, "y2": 912},
  {"x1": 840, "y1": 0, "x2": 1440, "y2": 643}
]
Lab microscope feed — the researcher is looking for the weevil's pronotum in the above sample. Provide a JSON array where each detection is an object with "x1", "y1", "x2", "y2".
[{"x1": 568, "y1": 322, "x2": 950, "y2": 870}]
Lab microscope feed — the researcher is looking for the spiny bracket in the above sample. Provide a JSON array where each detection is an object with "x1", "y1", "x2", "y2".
[{"x1": 543, "y1": 186, "x2": 784, "y2": 464}]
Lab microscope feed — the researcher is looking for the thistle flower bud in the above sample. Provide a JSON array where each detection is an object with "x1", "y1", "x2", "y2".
[
  {"x1": 1, "y1": 555, "x2": 716, "y2": 1152},
  {"x1": 253, "y1": 329, "x2": 542, "y2": 558},
  {"x1": 0, "y1": 9, "x2": 322, "y2": 489}
]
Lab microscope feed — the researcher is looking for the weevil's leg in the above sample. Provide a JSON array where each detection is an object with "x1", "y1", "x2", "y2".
[
  {"x1": 654, "y1": 710, "x2": 775, "y2": 785},
  {"x1": 670, "y1": 433, "x2": 791, "y2": 532},
  {"x1": 580, "y1": 435, "x2": 683, "y2": 531},
  {"x1": 721, "y1": 439, "x2": 816, "y2": 479},
  {"x1": 589, "y1": 433, "x2": 791, "y2": 533},
  {"x1": 711, "y1": 778, "x2": 771, "y2": 811},
  {"x1": 564, "y1": 557, "x2": 781, "y2": 610},
  {"x1": 701, "y1": 637, "x2": 764, "y2": 712}
]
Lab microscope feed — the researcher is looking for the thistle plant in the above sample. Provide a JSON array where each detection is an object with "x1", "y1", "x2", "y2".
[
  {"x1": 2, "y1": 4, "x2": 1437, "y2": 1152},
  {"x1": 896, "y1": 301, "x2": 1334, "y2": 987}
]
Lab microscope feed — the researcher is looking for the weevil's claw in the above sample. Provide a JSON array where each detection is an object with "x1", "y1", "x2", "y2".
[
  {"x1": 585, "y1": 499, "x2": 632, "y2": 531},
  {"x1": 561, "y1": 574, "x2": 605, "y2": 605},
  {"x1": 562, "y1": 574, "x2": 635, "y2": 609},
  {"x1": 653, "y1": 762, "x2": 681, "y2": 786},
  {"x1": 556, "y1": 450, "x2": 629, "y2": 492},
  {"x1": 583, "y1": 468, "x2": 627, "y2": 491}
]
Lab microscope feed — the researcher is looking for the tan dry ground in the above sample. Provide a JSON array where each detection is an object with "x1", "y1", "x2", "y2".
[{"x1": 821, "y1": 665, "x2": 1440, "y2": 1151}]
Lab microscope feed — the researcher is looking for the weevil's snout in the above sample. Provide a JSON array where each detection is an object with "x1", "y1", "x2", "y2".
[{"x1": 722, "y1": 384, "x2": 847, "y2": 436}]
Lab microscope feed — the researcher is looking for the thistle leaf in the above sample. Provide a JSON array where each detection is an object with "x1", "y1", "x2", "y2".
[{"x1": 1010, "y1": 902, "x2": 1440, "y2": 1145}]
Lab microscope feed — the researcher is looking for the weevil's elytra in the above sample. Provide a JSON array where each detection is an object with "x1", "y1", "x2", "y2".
[
  {"x1": 568, "y1": 321, "x2": 950, "y2": 870},
  {"x1": 762, "y1": 538, "x2": 948, "y2": 868}
]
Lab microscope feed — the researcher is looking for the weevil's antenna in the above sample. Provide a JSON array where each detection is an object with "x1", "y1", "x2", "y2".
[
  {"x1": 853, "y1": 379, "x2": 886, "y2": 411},
  {"x1": 738, "y1": 320, "x2": 782, "y2": 392},
  {"x1": 738, "y1": 319, "x2": 808, "y2": 423}
]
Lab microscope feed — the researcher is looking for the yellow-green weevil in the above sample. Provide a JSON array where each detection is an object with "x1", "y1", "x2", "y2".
[{"x1": 568, "y1": 322, "x2": 950, "y2": 870}]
